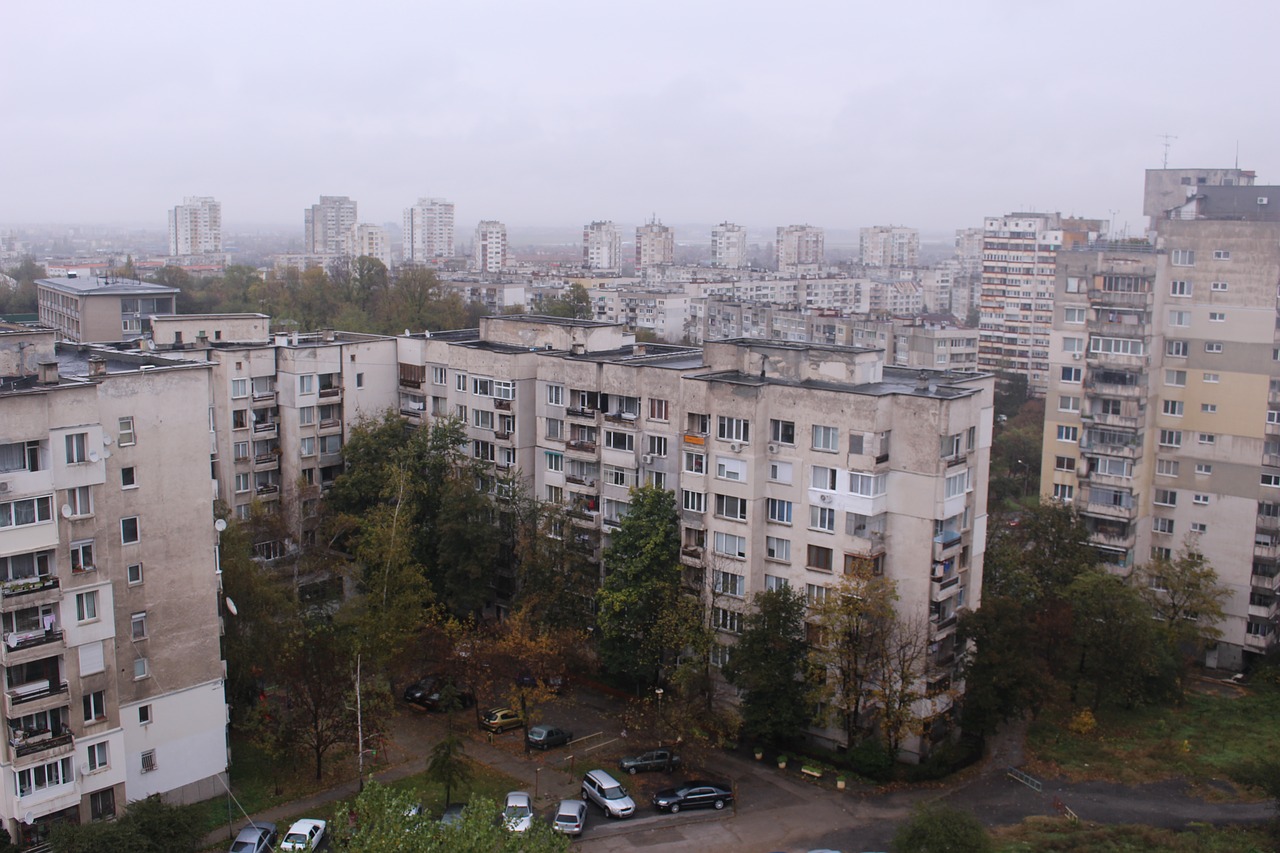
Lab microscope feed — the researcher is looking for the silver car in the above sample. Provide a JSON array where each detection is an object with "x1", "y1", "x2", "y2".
[
  {"x1": 553, "y1": 799, "x2": 587, "y2": 836},
  {"x1": 229, "y1": 821, "x2": 277, "y2": 853}
]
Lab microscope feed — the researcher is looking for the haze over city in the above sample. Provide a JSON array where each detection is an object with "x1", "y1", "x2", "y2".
[{"x1": 4, "y1": 0, "x2": 1277, "y2": 236}]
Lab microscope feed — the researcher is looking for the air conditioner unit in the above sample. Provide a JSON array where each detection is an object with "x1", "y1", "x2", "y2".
[
  {"x1": 1072, "y1": 352, "x2": 1081, "y2": 360},
  {"x1": 819, "y1": 493, "x2": 833, "y2": 504},
  {"x1": 730, "y1": 442, "x2": 743, "y2": 453},
  {"x1": 1259, "y1": 197, "x2": 1270, "y2": 205},
  {"x1": 0, "y1": 481, "x2": 9, "y2": 494},
  {"x1": 767, "y1": 443, "x2": 780, "y2": 454},
  {"x1": 641, "y1": 454, "x2": 653, "y2": 465}
]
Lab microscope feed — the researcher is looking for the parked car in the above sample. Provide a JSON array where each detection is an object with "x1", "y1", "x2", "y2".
[
  {"x1": 503, "y1": 791, "x2": 533, "y2": 832},
  {"x1": 438, "y1": 803, "x2": 466, "y2": 826},
  {"x1": 229, "y1": 820, "x2": 277, "y2": 853},
  {"x1": 525, "y1": 724, "x2": 573, "y2": 749},
  {"x1": 581, "y1": 769, "x2": 636, "y2": 818},
  {"x1": 279, "y1": 818, "x2": 327, "y2": 851},
  {"x1": 618, "y1": 748, "x2": 681, "y2": 774},
  {"x1": 552, "y1": 799, "x2": 587, "y2": 836},
  {"x1": 481, "y1": 707, "x2": 524, "y2": 733},
  {"x1": 652, "y1": 780, "x2": 734, "y2": 813}
]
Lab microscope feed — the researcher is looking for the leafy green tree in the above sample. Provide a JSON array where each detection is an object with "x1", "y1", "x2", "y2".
[
  {"x1": 539, "y1": 282, "x2": 593, "y2": 319},
  {"x1": 425, "y1": 733, "x2": 472, "y2": 804},
  {"x1": 957, "y1": 596, "x2": 1056, "y2": 734},
  {"x1": 722, "y1": 585, "x2": 811, "y2": 744},
  {"x1": 596, "y1": 485, "x2": 685, "y2": 688},
  {"x1": 984, "y1": 502, "x2": 1096, "y2": 605},
  {"x1": 1133, "y1": 544, "x2": 1229, "y2": 663},
  {"x1": 49, "y1": 796, "x2": 204, "y2": 853},
  {"x1": 891, "y1": 803, "x2": 992, "y2": 853}
]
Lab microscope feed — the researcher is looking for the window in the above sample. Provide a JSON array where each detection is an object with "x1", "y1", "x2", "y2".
[
  {"x1": 1166, "y1": 340, "x2": 1188, "y2": 357},
  {"x1": 713, "y1": 531, "x2": 747, "y2": 558},
  {"x1": 1203, "y1": 373, "x2": 1219, "y2": 383},
  {"x1": 1162, "y1": 400, "x2": 1184, "y2": 417},
  {"x1": 770, "y1": 419, "x2": 796, "y2": 444},
  {"x1": 715, "y1": 494, "x2": 748, "y2": 520},
  {"x1": 545, "y1": 451, "x2": 563, "y2": 472},
  {"x1": 1055, "y1": 456, "x2": 1076, "y2": 472},
  {"x1": 16, "y1": 758, "x2": 72, "y2": 796},
  {"x1": 683, "y1": 452, "x2": 705, "y2": 474},
  {"x1": 87, "y1": 742, "x2": 108, "y2": 772},
  {"x1": 90, "y1": 787, "x2": 116, "y2": 821},
  {"x1": 492, "y1": 380, "x2": 514, "y2": 400},
  {"x1": 716, "y1": 457, "x2": 746, "y2": 481},
  {"x1": 64, "y1": 485, "x2": 92, "y2": 517},
  {"x1": 1159, "y1": 429, "x2": 1182, "y2": 448},
  {"x1": 232, "y1": 409, "x2": 249, "y2": 430},
  {"x1": 138, "y1": 705, "x2": 152, "y2": 725},
  {"x1": 1195, "y1": 463, "x2": 1212, "y2": 475},
  {"x1": 0, "y1": 496, "x2": 53, "y2": 528},
  {"x1": 298, "y1": 406, "x2": 315, "y2": 427},
  {"x1": 848, "y1": 433, "x2": 865, "y2": 454},
  {"x1": 70, "y1": 541, "x2": 95, "y2": 573},
  {"x1": 806, "y1": 583, "x2": 828, "y2": 605},
  {"x1": 134, "y1": 658, "x2": 149, "y2": 680},
  {"x1": 472, "y1": 440, "x2": 494, "y2": 461},
  {"x1": 681, "y1": 490, "x2": 706, "y2": 513},
  {"x1": 431, "y1": 366, "x2": 447, "y2": 386},
  {"x1": 127, "y1": 563, "x2": 143, "y2": 585},
  {"x1": 717, "y1": 417, "x2": 749, "y2": 442},
  {"x1": 806, "y1": 544, "x2": 834, "y2": 572},
  {"x1": 769, "y1": 461, "x2": 793, "y2": 483},
  {"x1": 1165, "y1": 369, "x2": 1186, "y2": 387},
  {"x1": 766, "y1": 498, "x2": 793, "y2": 524},
  {"x1": 646, "y1": 435, "x2": 667, "y2": 457},
  {"x1": 766, "y1": 536, "x2": 791, "y2": 562},
  {"x1": 1205, "y1": 342, "x2": 1223, "y2": 353},
  {"x1": 65, "y1": 432, "x2": 87, "y2": 464},
  {"x1": 141, "y1": 749, "x2": 157, "y2": 772},
  {"x1": 648, "y1": 471, "x2": 666, "y2": 489},
  {"x1": 76, "y1": 591, "x2": 98, "y2": 621},
  {"x1": 604, "y1": 431, "x2": 634, "y2": 451},
  {"x1": 687, "y1": 413, "x2": 710, "y2": 434},
  {"x1": 1153, "y1": 517, "x2": 1175, "y2": 534},
  {"x1": 810, "y1": 505, "x2": 836, "y2": 532},
  {"x1": 233, "y1": 441, "x2": 249, "y2": 461},
  {"x1": 1154, "y1": 489, "x2": 1177, "y2": 507},
  {"x1": 811, "y1": 466, "x2": 838, "y2": 490},
  {"x1": 603, "y1": 465, "x2": 632, "y2": 487},
  {"x1": 1170, "y1": 280, "x2": 1190, "y2": 297},
  {"x1": 1263, "y1": 474, "x2": 1280, "y2": 488},
  {"x1": 944, "y1": 469, "x2": 970, "y2": 498},
  {"x1": 455, "y1": 373, "x2": 467, "y2": 392},
  {"x1": 319, "y1": 434, "x2": 341, "y2": 455},
  {"x1": 1090, "y1": 337, "x2": 1145, "y2": 357},
  {"x1": 710, "y1": 644, "x2": 731, "y2": 668},
  {"x1": 1209, "y1": 311, "x2": 1226, "y2": 322},
  {"x1": 1168, "y1": 310, "x2": 1190, "y2": 326},
  {"x1": 232, "y1": 472, "x2": 249, "y2": 493},
  {"x1": 1193, "y1": 493, "x2": 1211, "y2": 505},
  {"x1": 1052, "y1": 483, "x2": 1074, "y2": 501},
  {"x1": 713, "y1": 607, "x2": 743, "y2": 634},
  {"x1": 1190, "y1": 522, "x2": 1208, "y2": 534},
  {"x1": 1171, "y1": 249, "x2": 1195, "y2": 266},
  {"x1": 83, "y1": 690, "x2": 106, "y2": 722},
  {"x1": 1060, "y1": 366, "x2": 1082, "y2": 383},
  {"x1": 1062, "y1": 337, "x2": 1084, "y2": 352},
  {"x1": 231, "y1": 378, "x2": 248, "y2": 398},
  {"x1": 299, "y1": 437, "x2": 316, "y2": 457},
  {"x1": 471, "y1": 377, "x2": 493, "y2": 397},
  {"x1": 1213, "y1": 249, "x2": 1231, "y2": 260},
  {"x1": 472, "y1": 409, "x2": 494, "y2": 430},
  {"x1": 1198, "y1": 433, "x2": 1216, "y2": 445},
  {"x1": 764, "y1": 574, "x2": 788, "y2": 591},
  {"x1": 812, "y1": 425, "x2": 839, "y2": 452},
  {"x1": 1156, "y1": 459, "x2": 1180, "y2": 477},
  {"x1": 713, "y1": 570, "x2": 745, "y2": 597},
  {"x1": 1058, "y1": 395, "x2": 1080, "y2": 412},
  {"x1": 545, "y1": 485, "x2": 563, "y2": 503},
  {"x1": 648, "y1": 398, "x2": 668, "y2": 421},
  {"x1": 1211, "y1": 281, "x2": 1229, "y2": 292},
  {"x1": 117, "y1": 417, "x2": 135, "y2": 446},
  {"x1": 1064, "y1": 307, "x2": 1086, "y2": 324},
  {"x1": 298, "y1": 374, "x2": 314, "y2": 395},
  {"x1": 1056, "y1": 425, "x2": 1079, "y2": 442},
  {"x1": 546, "y1": 417, "x2": 563, "y2": 440}
]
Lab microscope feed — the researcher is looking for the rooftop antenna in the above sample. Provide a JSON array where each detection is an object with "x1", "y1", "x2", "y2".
[
  {"x1": 1159, "y1": 132, "x2": 1178, "y2": 169},
  {"x1": 1235, "y1": 140, "x2": 1239, "y2": 169}
]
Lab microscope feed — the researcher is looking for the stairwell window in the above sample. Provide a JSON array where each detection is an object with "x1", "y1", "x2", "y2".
[{"x1": 117, "y1": 417, "x2": 135, "y2": 446}]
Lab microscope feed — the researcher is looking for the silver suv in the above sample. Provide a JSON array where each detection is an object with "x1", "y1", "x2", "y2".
[{"x1": 581, "y1": 768, "x2": 636, "y2": 818}]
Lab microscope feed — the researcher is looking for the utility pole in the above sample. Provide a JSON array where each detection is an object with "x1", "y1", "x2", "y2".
[{"x1": 355, "y1": 653, "x2": 364, "y2": 792}]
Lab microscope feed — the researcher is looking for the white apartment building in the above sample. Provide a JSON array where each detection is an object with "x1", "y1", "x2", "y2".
[
  {"x1": 583, "y1": 222, "x2": 622, "y2": 273},
  {"x1": 403, "y1": 198, "x2": 456, "y2": 263},
  {"x1": 860, "y1": 226, "x2": 919, "y2": 269},
  {"x1": 635, "y1": 220, "x2": 675, "y2": 272},
  {"x1": 304, "y1": 196, "x2": 358, "y2": 255},
  {"x1": 472, "y1": 221, "x2": 508, "y2": 274},
  {"x1": 167, "y1": 197, "x2": 222, "y2": 257},
  {"x1": 776, "y1": 225, "x2": 824, "y2": 275},
  {"x1": 394, "y1": 316, "x2": 994, "y2": 757},
  {"x1": 589, "y1": 287, "x2": 694, "y2": 344},
  {"x1": 1042, "y1": 167, "x2": 1279, "y2": 671},
  {"x1": 0, "y1": 328, "x2": 225, "y2": 846},
  {"x1": 711, "y1": 223, "x2": 747, "y2": 270},
  {"x1": 344, "y1": 224, "x2": 391, "y2": 268}
]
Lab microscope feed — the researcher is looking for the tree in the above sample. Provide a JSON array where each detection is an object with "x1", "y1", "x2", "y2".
[
  {"x1": 49, "y1": 796, "x2": 204, "y2": 853},
  {"x1": 425, "y1": 733, "x2": 472, "y2": 804},
  {"x1": 957, "y1": 596, "x2": 1055, "y2": 735},
  {"x1": 871, "y1": 614, "x2": 930, "y2": 756},
  {"x1": 722, "y1": 585, "x2": 811, "y2": 745},
  {"x1": 596, "y1": 485, "x2": 686, "y2": 688},
  {"x1": 891, "y1": 803, "x2": 992, "y2": 853},
  {"x1": 984, "y1": 502, "x2": 1096, "y2": 606},
  {"x1": 1132, "y1": 543, "x2": 1229, "y2": 675}
]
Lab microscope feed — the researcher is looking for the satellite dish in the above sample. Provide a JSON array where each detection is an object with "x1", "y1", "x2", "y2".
[
  {"x1": 88, "y1": 451, "x2": 100, "y2": 462},
  {"x1": 225, "y1": 597, "x2": 238, "y2": 616},
  {"x1": 61, "y1": 505, "x2": 73, "y2": 518},
  {"x1": 102, "y1": 435, "x2": 113, "y2": 445},
  {"x1": 214, "y1": 519, "x2": 228, "y2": 532},
  {"x1": 22, "y1": 811, "x2": 33, "y2": 825},
  {"x1": 404, "y1": 329, "x2": 411, "y2": 336},
  {"x1": 101, "y1": 451, "x2": 111, "y2": 459}
]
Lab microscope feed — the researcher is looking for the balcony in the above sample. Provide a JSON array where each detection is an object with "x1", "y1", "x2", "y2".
[
  {"x1": 10, "y1": 729, "x2": 74, "y2": 763},
  {"x1": 495, "y1": 399, "x2": 512, "y2": 411},
  {"x1": 252, "y1": 386, "x2": 276, "y2": 402},
  {"x1": 681, "y1": 545, "x2": 703, "y2": 560},
  {"x1": 1267, "y1": 422, "x2": 1280, "y2": 438},
  {"x1": 604, "y1": 412, "x2": 638, "y2": 426},
  {"x1": 255, "y1": 484, "x2": 280, "y2": 497},
  {"x1": 252, "y1": 421, "x2": 278, "y2": 436},
  {"x1": 567, "y1": 407, "x2": 598, "y2": 421},
  {"x1": 1255, "y1": 542, "x2": 1280, "y2": 561},
  {"x1": 931, "y1": 576, "x2": 960, "y2": 602},
  {"x1": 1088, "y1": 319, "x2": 1150, "y2": 339},
  {"x1": 318, "y1": 418, "x2": 342, "y2": 431},
  {"x1": 932, "y1": 530, "x2": 963, "y2": 561},
  {"x1": 682, "y1": 432, "x2": 707, "y2": 446},
  {"x1": 1084, "y1": 377, "x2": 1145, "y2": 398},
  {"x1": 1087, "y1": 288, "x2": 1153, "y2": 308},
  {"x1": 566, "y1": 440, "x2": 597, "y2": 455},
  {"x1": 6, "y1": 680, "x2": 69, "y2": 715},
  {"x1": 1089, "y1": 412, "x2": 1142, "y2": 430},
  {"x1": 0, "y1": 630, "x2": 64, "y2": 666},
  {"x1": 494, "y1": 430, "x2": 512, "y2": 441},
  {"x1": 254, "y1": 453, "x2": 279, "y2": 471},
  {"x1": 1085, "y1": 350, "x2": 1146, "y2": 369},
  {"x1": 0, "y1": 577, "x2": 60, "y2": 609},
  {"x1": 318, "y1": 386, "x2": 341, "y2": 399}
]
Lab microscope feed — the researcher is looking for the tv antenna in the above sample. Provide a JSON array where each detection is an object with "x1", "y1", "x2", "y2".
[{"x1": 1159, "y1": 133, "x2": 1178, "y2": 169}]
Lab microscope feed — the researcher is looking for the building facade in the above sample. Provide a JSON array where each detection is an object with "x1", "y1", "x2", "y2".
[
  {"x1": 635, "y1": 220, "x2": 675, "y2": 272},
  {"x1": 304, "y1": 196, "x2": 358, "y2": 255},
  {"x1": 583, "y1": 222, "x2": 622, "y2": 273},
  {"x1": 1041, "y1": 166, "x2": 1275, "y2": 670},
  {"x1": 472, "y1": 221, "x2": 508, "y2": 274},
  {"x1": 776, "y1": 225, "x2": 824, "y2": 274},
  {"x1": 403, "y1": 198, "x2": 456, "y2": 263},
  {"x1": 344, "y1": 224, "x2": 391, "y2": 268},
  {"x1": 859, "y1": 226, "x2": 920, "y2": 269},
  {"x1": 36, "y1": 278, "x2": 179, "y2": 343},
  {"x1": 167, "y1": 197, "x2": 222, "y2": 257},
  {"x1": 711, "y1": 223, "x2": 747, "y2": 270}
]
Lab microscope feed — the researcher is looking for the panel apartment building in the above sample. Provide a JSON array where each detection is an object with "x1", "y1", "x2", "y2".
[
  {"x1": 394, "y1": 315, "x2": 994, "y2": 756},
  {"x1": 0, "y1": 328, "x2": 225, "y2": 846},
  {"x1": 1041, "y1": 166, "x2": 1277, "y2": 670}
]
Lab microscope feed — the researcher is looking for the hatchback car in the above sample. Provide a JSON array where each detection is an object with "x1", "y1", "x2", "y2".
[
  {"x1": 481, "y1": 707, "x2": 524, "y2": 733},
  {"x1": 552, "y1": 799, "x2": 587, "y2": 836},
  {"x1": 503, "y1": 791, "x2": 533, "y2": 832},
  {"x1": 526, "y1": 724, "x2": 573, "y2": 749},
  {"x1": 618, "y1": 748, "x2": 681, "y2": 774},
  {"x1": 229, "y1": 820, "x2": 277, "y2": 853},
  {"x1": 652, "y1": 780, "x2": 734, "y2": 813},
  {"x1": 581, "y1": 768, "x2": 636, "y2": 818},
  {"x1": 279, "y1": 818, "x2": 327, "y2": 851}
]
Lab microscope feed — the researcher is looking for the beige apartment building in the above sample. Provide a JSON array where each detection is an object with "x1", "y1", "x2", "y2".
[
  {"x1": 1041, "y1": 167, "x2": 1278, "y2": 670},
  {"x1": 394, "y1": 315, "x2": 994, "y2": 757},
  {"x1": 36, "y1": 277, "x2": 179, "y2": 344},
  {"x1": 0, "y1": 327, "x2": 225, "y2": 846}
]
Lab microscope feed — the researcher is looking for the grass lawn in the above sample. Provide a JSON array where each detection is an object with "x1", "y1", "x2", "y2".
[
  {"x1": 1025, "y1": 682, "x2": 1280, "y2": 788},
  {"x1": 994, "y1": 817, "x2": 1274, "y2": 852}
]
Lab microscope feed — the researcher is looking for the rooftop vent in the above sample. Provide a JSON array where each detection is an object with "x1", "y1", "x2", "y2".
[{"x1": 37, "y1": 360, "x2": 59, "y2": 385}]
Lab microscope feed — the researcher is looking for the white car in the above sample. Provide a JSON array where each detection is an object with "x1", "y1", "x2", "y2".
[
  {"x1": 280, "y1": 818, "x2": 327, "y2": 851},
  {"x1": 503, "y1": 791, "x2": 533, "y2": 833}
]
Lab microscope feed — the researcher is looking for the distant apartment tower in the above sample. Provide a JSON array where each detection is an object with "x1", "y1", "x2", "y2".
[
  {"x1": 977, "y1": 213, "x2": 1103, "y2": 395},
  {"x1": 472, "y1": 221, "x2": 508, "y2": 274},
  {"x1": 954, "y1": 227, "x2": 985, "y2": 279},
  {"x1": 776, "y1": 225, "x2": 824, "y2": 274},
  {"x1": 304, "y1": 196, "x2": 358, "y2": 255},
  {"x1": 711, "y1": 222, "x2": 747, "y2": 269},
  {"x1": 635, "y1": 219, "x2": 675, "y2": 271},
  {"x1": 403, "y1": 198, "x2": 455, "y2": 263},
  {"x1": 859, "y1": 225, "x2": 919, "y2": 268},
  {"x1": 583, "y1": 221, "x2": 622, "y2": 272},
  {"x1": 1042, "y1": 166, "x2": 1273, "y2": 670},
  {"x1": 344, "y1": 224, "x2": 391, "y2": 268},
  {"x1": 167, "y1": 197, "x2": 221, "y2": 256}
]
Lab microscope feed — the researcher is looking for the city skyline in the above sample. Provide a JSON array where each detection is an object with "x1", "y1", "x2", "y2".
[{"x1": 3, "y1": 1, "x2": 1276, "y2": 234}]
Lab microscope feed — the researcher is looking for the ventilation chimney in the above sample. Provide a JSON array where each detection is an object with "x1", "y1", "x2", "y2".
[
  {"x1": 88, "y1": 356, "x2": 107, "y2": 378},
  {"x1": 196, "y1": 331, "x2": 209, "y2": 347},
  {"x1": 37, "y1": 360, "x2": 60, "y2": 385}
]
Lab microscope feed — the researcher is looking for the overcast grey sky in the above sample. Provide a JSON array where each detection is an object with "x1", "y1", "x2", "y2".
[{"x1": 3, "y1": 0, "x2": 1276, "y2": 237}]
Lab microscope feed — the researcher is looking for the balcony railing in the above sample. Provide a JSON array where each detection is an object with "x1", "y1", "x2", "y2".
[
  {"x1": 567, "y1": 407, "x2": 597, "y2": 420},
  {"x1": 9, "y1": 680, "x2": 69, "y2": 707},
  {"x1": 318, "y1": 386, "x2": 341, "y2": 398},
  {"x1": 682, "y1": 432, "x2": 707, "y2": 446},
  {"x1": 0, "y1": 577, "x2": 59, "y2": 600},
  {"x1": 252, "y1": 421, "x2": 277, "y2": 434},
  {"x1": 495, "y1": 399, "x2": 512, "y2": 411},
  {"x1": 12, "y1": 729, "x2": 73, "y2": 759},
  {"x1": 2, "y1": 629, "x2": 63, "y2": 654}
]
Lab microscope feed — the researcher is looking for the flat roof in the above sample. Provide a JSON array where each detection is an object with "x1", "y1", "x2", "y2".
[{"x1": 37, "y1": 276, "x2": 180, "y2": 296}]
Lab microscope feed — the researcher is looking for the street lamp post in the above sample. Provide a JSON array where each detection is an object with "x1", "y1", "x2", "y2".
[{"x1": 654, "y1": 688, "x2": 664, "y2": 747}]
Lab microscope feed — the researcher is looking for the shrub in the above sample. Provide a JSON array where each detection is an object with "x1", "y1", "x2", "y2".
[{"x1": 891, "y1": 803, "x2": 992, "y2": 853}]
